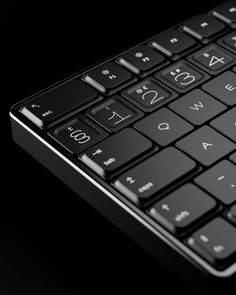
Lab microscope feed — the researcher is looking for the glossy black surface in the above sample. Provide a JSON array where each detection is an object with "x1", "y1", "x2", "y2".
[{"x1": 5, "y1": 0, "x2": 229, "y2": 294}]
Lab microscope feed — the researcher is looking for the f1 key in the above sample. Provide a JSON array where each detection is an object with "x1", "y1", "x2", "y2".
[{"x1": 80, "y1": 128, "x2": 152, "y2": 178}]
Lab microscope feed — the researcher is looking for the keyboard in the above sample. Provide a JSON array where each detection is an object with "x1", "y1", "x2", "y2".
[{"x1": 9, "y1": 0, "x2": 236, "y2": 289}]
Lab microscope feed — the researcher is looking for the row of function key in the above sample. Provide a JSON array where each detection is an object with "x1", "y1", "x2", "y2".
[
  {"x1": 21, "y1": 2, "x2": 235, "y2": 128},
  {"x1": 20, "y1": 41, "x2": 236, "y2": 130}
]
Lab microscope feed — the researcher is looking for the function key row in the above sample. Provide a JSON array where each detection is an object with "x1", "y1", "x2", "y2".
[{"x1": 20, "y1": 11, "x2": 235, "y2": 129}]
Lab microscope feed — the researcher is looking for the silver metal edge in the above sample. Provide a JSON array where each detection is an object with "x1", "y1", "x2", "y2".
[{"x1": 10, "y1": 111, "x2": 236, "y2": 278}]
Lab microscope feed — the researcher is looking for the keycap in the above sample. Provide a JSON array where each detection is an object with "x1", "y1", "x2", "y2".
[
  {"x1": 230, "y1": 152, "x2": 236, "y2": 163},
  {"x1": 83, "y1": 62, "x2": 134, "y2": 94},
  {"x1": 150, "y1": 29, "x2": 196, "y2": 58},
  {"x1": 86, "y1": 95, "x2": 143, "y2": 132},
  {"x1": 48, "y1": 115, "x2": 107, "y2": 154},
  {"x1": 195, "y1": 160, "x2": 236, "y2": 204},
  {"x1": 117, "y1": 45, "x2": 165, "y2": 76},
  {"x1": 212, "y1": 1, "x2": 236, "y2": 27},
  {"x1": 169, "y1": 89, "x2": 226, "y2": 125},
  {"x1": 187, "y1": 218, "x2": 236, "y2": 268},
  {"x1": 20, "y1": 79, "x2": 98, "y2": 128},
  {"x1": 134, "y1": 108, "x2": 193, "y2": 146},
  {"x1": 80, "y1": 128, "x2": 152, "y2": 178},
  {"x1": 182, "y1": 15, "x2": 226, "y2": 42},
  {"x1": 149, "y1": 184, "x2": 216, "y2": 235},
  {"x1": 226, "y1": 204, "x2": 236, "y2": 224},
  {"x1": 176, "y1": 126, "x2": 235, "y2": 166},
  {"x1": 211, "y1": 107, "x2": 236, "y2": 142},
  {"x1": 122, "y1": 78, "x2": 177, "y2": 112},
  {"x1": 156, "y1": 61, "x2": 209, "y2": 93},
  {"x1": 202, "y1": 71, "x2": 236, "y2": 105},
  {"x1": 188, "y1": 44, "x2": 235, "y2": 74},
  {"x1": 114, "y1": 147, "x2": 196, "y2": 205},
  {"x1": 219, "y1": 31, "x2": 236, "y2": 54}
]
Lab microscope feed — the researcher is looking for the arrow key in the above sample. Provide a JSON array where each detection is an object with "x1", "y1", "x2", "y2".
[{"x1": 149, "y1": 184, "x2": 216, "y2": 235}]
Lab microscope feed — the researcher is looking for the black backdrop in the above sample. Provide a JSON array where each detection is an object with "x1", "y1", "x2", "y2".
[{"x1": 3, "y1": 0, "x2": 222, "y2": 294}]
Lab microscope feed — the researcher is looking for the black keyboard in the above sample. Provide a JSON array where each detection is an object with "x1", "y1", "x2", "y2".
[{"x1": 9, "y1": 0, "x2": 236, "y2": 289}]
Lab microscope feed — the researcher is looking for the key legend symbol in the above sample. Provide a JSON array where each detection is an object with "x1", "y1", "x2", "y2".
[
  {"x1": 126, "y1": 176, "x2": 135, "y2": 184},
  {"x1": 31, "y1": 104, "x2": 41, "y2": 108},
  {"x1": 92, "y1": 149, "x2": 103, "y2": 156},
  {"x1": 162, "y1": 204, "x2": 170, "y2": 211},
  {"x1": 135, "y1": 52, "x2": 144, "y2": 58},
  {"x1": 102, "y1": 69, "x2": 110, "y2": 75}
]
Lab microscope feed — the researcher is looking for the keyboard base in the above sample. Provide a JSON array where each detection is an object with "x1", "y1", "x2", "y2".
[{"x1": 10, "y1": 111, "x2": 236, "y2": 291}]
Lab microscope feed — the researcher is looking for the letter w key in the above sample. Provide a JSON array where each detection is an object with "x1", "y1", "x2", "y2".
[
  {"x1": 189, "y1": 101, "x2": 204, "y2": 111},
  {"x1": 169, "y1": 89, "x2": 226, "y2": 125}
]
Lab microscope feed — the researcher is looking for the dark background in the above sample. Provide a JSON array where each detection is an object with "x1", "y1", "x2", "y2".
[{"x1": 3, "y1": 0, "x2": 222, "y2": 294}]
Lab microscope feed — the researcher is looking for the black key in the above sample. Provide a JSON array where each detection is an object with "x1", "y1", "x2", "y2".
[
  {"x1": 156, "y1": 61, "x2": 209, "y2": 93},
  {"x1": 117, "y1": 45, "x2": 165, "y2": 76},
  {"x1": 188, "y1": 44, "x2": 235, "y2": 74},
  {"x1": 80, "y1": 128, "x2": 152, "y2": 178},
  {"x1": 114, "y1": 147, "x2": 196, "y2": 205},
  {"x1": 86, "y1": 95, "x2": 143, "y2": 132},
  {"x1": 182, "y1": 15, "x2": 225, "y2": 42},
  {"x1": 212, "y1": 1, "x2": 236, "y2": 27},
  {"x1": 230, "y1": 152, "x2": 236, "y2": 163},
  {"x1": 211, "y1": 107, "x2": 236, "y2": 142},
  {"x1": 226, "y1": 204, "x2": 236, "y2": 224},
  {"x1": 134, "y1": 108, "x2": 193, "y2": 146},
  {"x1": 150, "y1": 29, "x2": 196, "y2": 58},
  {"x1": 83, "y1": 62, "x2": 133, "y2": 94},
  {"x1": 169, "y1": 89, "x2": 226, "y2": 125},
  {"x1": 48, "y1": 115, "x2": 107, "y2": 154},
  {"x1": 122, "y1": 78, "x2": 177, "y2": 112},
  {"x1": 202, "y1": 71, "x2": 236, "y2": 105},
  {"x1": 20, "y1": 79, "x2": 98, "y2": 129},
  {"x1": 195, "y1": 160, "x2": 236, "y2": 204},
  {"x1": 149, "y1": 184, "x2": 216, "y2": 235},
  {"x1": 187, "y1": 218, "x2": 236, "y2": 268},
  {"x1": 176, "y1": 126, "x2": 235, "y2": 166},
  {"x1": 219, "y1": 31, "x2": 236, "y2": 54}
]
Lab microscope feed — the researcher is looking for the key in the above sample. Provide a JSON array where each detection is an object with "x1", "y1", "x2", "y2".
[
  {"x1": 219, "y1": 31, "x2": 236, "y2": 54},
  {"x1": 182, "y1": 15, "x2": 225, "y2": 42},
  {"x1": 149, "y1": 184, "x2": 216, "y2": 235},
  {"x1": 134, "y1": 108, "x2": 193, "y2": 146},
  {"x1": 230, "y1": 152, "x2": 236, "y2": 163},
  {"x1": 212, "y1": 1, "x2": 236, "y2": 27},
  {"x1": 169, "y1": 89, "x2": 226, "y2": 125},
  {"x1": 202, "y1": 71, "x2": 236, "y2": 105},
  {"x1": 117, "y1": 45, "x2": 165, "y2": 76},
  {"x1": 176, "y1": 126, "x2": 235, "y2": 166},
  {"x1": 195, "y1": 160, "x2": 236, "y2": 204},
  {"x1": 48, "y1": 115, "x2": 107, "y2": 154},
  {"x1": 226, "y1": 204, "x2": 236, "y2": 224},
  {"x1": 86, "y1": 95, "x2": 143, "y2": 132},
  {"x1": 20, "y1": 79, "x2": 98, "y2": 128},
  {"x1": 122, "y1": 78, "x2": 177, "y2": 112},
  {"x1": 211, "y1": 107, "x2": 236, "y2": 142},
  {"x1": 150, "y1": 29, "x2": 196, "y2": 58},
  {"x1": 189, "y1": 44, "x2": 235, "y2": 74},
  {"x1": 80, "y1": 128, "x2": 152, "y2": 178},
  {"x1": 114, "y1": 147, "x2": 196, "y2": 205},
  {"x1": 187, "y1": 218, "x2": 236, "y2": 268},
  {"x1": 83, "y1": 62, "x2": 134, "y2": 94},
  {"x1": 156, "y1": 61, "x2": 209, "y2": 93}
]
